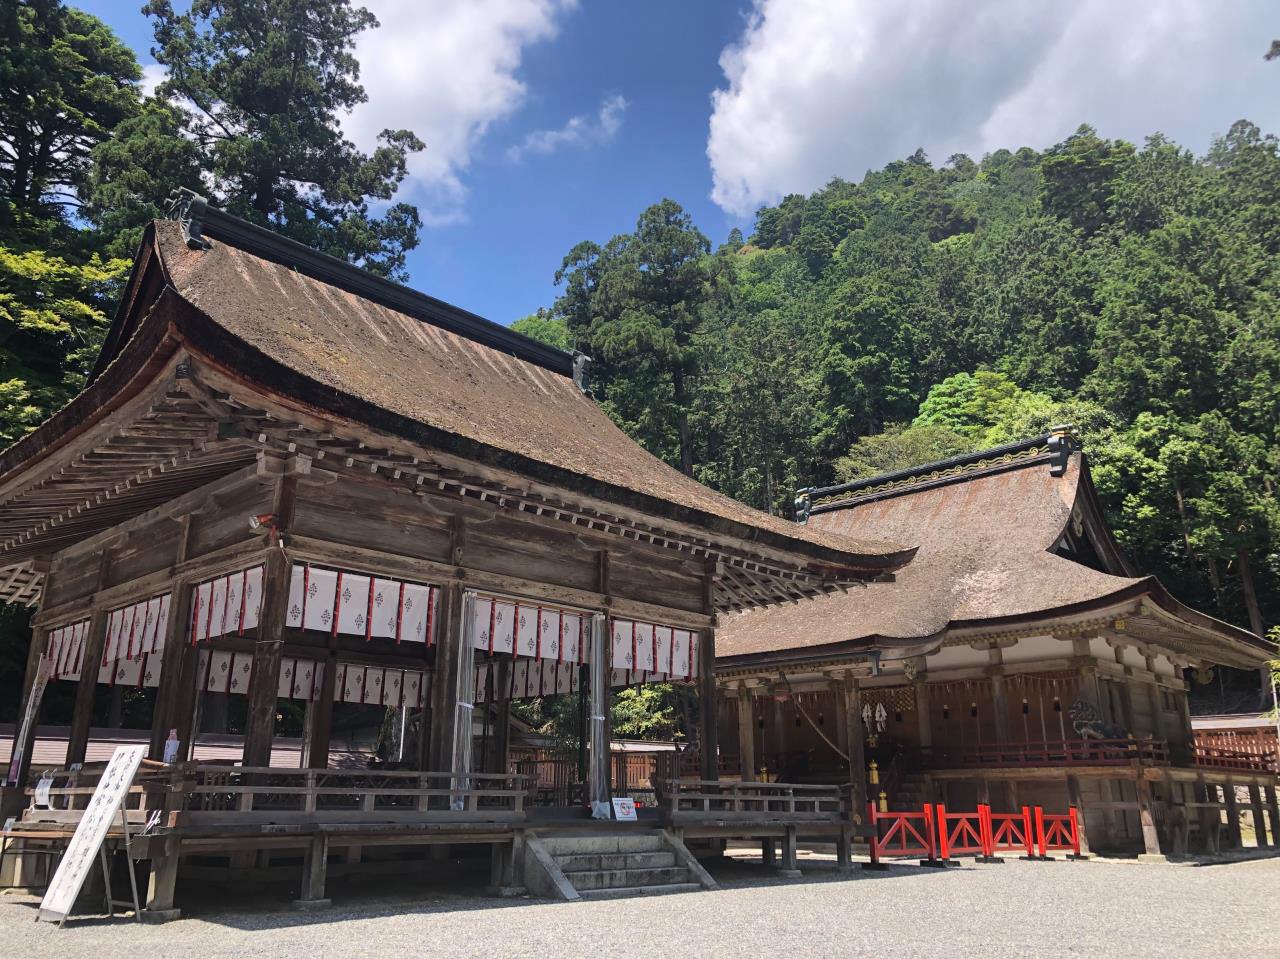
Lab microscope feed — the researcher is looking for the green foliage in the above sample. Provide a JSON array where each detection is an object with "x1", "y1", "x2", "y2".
[
  {"x1": 554, "y1": 199, "x2": 719, "y2": 475},
  {"x1": 511, "y1": 309, "x2": 573, "y2": 351},
  {"x1": 130, "y1": 0, "x2": 425, "y2": 278},
  {"x1": 0, "y1": 1, "x2": 141, "y2": 222},
  {"x1": 611, "y1": 685, "x2": 681, "y2": 740},
  {"x1": 0, "y1": 217, "x2": 128, "y2": 443},
  {"x1": 833, "y1": 422, "x2": 974, "y2": 482}
]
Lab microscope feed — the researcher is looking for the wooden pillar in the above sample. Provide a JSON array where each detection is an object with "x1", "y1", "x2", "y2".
[
  {"x1": 989, "y1": 674, "x2": 1010, "y2": 743},
  {"x1": 913, "y1": 679, "x2": 931, "y2": 748},
  {"x1": 735, "y1": 683, "x2": 756, "y2": 781},
  {"x1": 425, "y1": 583, "x2": 464, "y2": 770},
  {"x1": 842, "y1": 672, "x2": 866, "y2": 815},
  {"x1": 778, "y1": 825, "x2": 801, "y2": 877},
  {"x1": 307, "y1": 654, "x2": 338, "y2": 770},
  {"x1": 292, "y1": 834, "x2": 330, "y2": 910},
  {"x1": 586, "y1": 611, "x2": 609, "y2": 808},
  {"x1": 65, "y1": 609, "x2": 108, "y2": 767},
  {"x1": 1247, "y1": 784, "x2": 1269, "y2": 848},
  {"x1": 241, "y1": 545, "x2": 291, "y2": 768},
  {"x1": 1224, "y1": 780, "x2": 1243, "y2": 849},
  {"x1": 489, "y1": 659, "x2": 512, "y2": 775},
  {"x1": 61, "y1": 553, "x2": 108, "y2": 767},
  {"x1": 149, "y1": 573, "x2": 195, "y2": 760},
  {"x1": 1265, "y1": 784, "x2": 1280, "y2": 848},
  {"x1": 1194, "y1": 776, "x2": 1219, "y2": 855},
  {"x1": 1145, "y1": 679, "x2": 1166, "y2": 741},
  {"x1": 1065, "y1": 774, "x2": 1090, "y2": 856},
  {"x1": 1116, "y1": 677, "x2": 1137, "y2": 735},
  {"x1": 698, "y1": 627, "x2": 719, "y2": 783},
  {"x1": 1135, "y1": 775, "x2": 1164, "y2": 859},
  {"x1": 8, "y1": 623, "x2": 51, "y2": 792},
  {"x1": 144, "y1": 833, "x2": 183, "y2": 920}
]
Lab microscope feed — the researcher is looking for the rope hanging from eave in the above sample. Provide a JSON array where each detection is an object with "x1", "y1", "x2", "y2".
[{"x1": 777, "y1": 671, "x2": 849, "y2": 763}]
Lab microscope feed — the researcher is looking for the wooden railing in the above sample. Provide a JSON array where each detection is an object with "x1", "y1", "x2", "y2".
[
  {"x1": 1193, "y1": 741, "x2": 1277, "y2": 774},
  {"x1": 175, "y1": 765, "x2": 529, "y2": 824},
  {"x1": 20, "y1": 760, "x2": 171, "y2": 826},
  {"x1": 660, "y1": 779, "x2": 845, "y2": 823},
  {"x1": 21, "y1": 763, "x2": 529, "y2": 828},
  {"x1": 916, "y1": 738, "x2": 1170, "y2": 769}
]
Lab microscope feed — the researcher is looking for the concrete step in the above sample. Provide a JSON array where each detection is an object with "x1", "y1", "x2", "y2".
[
  {"x1": 577, "y1": 882, "x2": 703, "y2": 900},
  {"x1": 540, "y1": 833, "x2": 667, "y2": 856},
  {"x1": 556, "y1": 851, "x2": 677, "y2": 873},
  {"x1": 567, "y1": 866, "x2": 690, "y2": 891}
]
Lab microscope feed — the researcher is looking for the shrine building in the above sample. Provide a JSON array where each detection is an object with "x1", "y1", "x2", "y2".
[{"x1": 715, "y1": 435, "x2": 1279, "y2": 858}]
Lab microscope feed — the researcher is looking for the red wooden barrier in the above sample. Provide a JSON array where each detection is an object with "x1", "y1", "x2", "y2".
[
  {"x1": 935, "y1": 803, "x2": 985, "y2": 862},
  {"x1": 986, "y1": 805, "x2": 1036, "y2": 857},
  {"x1": 1036, "y1": 807, "x2": 1085, "y2": 859},
  {"x1": 863, "y1": 804, "x2": 1084, "y2": 870},
  {"x1": 864, "y1": 802, "x2": 944, "y2": 868}
]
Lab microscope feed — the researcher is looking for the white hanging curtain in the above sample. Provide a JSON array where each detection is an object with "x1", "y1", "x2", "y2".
[
  {"x1": 469, "y1": 594, "x2": 588, "y2": 663},
  {"x1": 190, "y1": 567, "x2": 263, "y2": 642},
  {"x1": 284, "y1": 564, "x2": 438, "y2": 644},
  {"x1": 609, "y1": 616, "x2": 698, "y2": 687},
  {"x1": 44, "y1": 618, "x2": 91, "y2": 682}
]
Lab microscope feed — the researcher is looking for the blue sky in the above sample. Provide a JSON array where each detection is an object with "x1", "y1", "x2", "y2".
[{"x1": 77, "y1": 1, "x2": 1280, "y2": 326}]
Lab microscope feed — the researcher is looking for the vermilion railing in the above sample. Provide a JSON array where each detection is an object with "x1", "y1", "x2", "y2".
[
  {"x1": 917, "y1": 738, "x2": 1169, "y2": 768},
  {"x1": 865, "y1": 803, "x2": 1083, "y2": 867},
  {"x1": 1192, "y1": 740, "x2": 1277, "y2": 773}
]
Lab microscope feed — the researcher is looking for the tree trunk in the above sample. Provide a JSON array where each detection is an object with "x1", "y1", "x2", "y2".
[
  {"x1": 673, "y1": 369, "x2": 693, "y2": 477},
  {"x1": 1237, "y1": 547, "x2": 1265, "y2": 638}
]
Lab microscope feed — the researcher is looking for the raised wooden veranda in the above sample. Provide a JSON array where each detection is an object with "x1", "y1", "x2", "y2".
[{"x1": 5, "y1": 759, "x2": 854, "y2": 916}]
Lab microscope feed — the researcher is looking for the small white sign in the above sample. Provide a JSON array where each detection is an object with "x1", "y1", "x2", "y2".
[
  {"x1": 611, "y1": 797, "x2": 638, "y2": 822},
  {"x1": 38, "y1": 745, "x2": 147, "y2": 924}
]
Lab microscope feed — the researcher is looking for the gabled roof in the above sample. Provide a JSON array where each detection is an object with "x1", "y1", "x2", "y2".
[
  {"x1": 0, "y1": 199, "x2": 912, "y2": 609},
  {"x1": 718, "y1": 435, "x2": 1273, "y2": 668}
]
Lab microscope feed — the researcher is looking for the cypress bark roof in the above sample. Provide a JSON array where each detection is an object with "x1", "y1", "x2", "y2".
[
  {"x1": 717, "y1": 444, "x2": 1273, "y2": 668},
  {"x1": 145, "y1": 219, "x2": 904, "y2": 568}
]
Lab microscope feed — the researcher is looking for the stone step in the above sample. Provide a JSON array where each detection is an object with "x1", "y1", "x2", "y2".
[
  {"x1": 567, "y1": 866, "x2": 690, "y2": 891},
  {"x1": 540, "y1": 833, "x2": 667, "y2": 856},
  {"x1": 556, "y1": 851, "x2": 677, "y2": 873},
  {"x1": 578, "y1": 882, "x2": 703, "y2": 900}
]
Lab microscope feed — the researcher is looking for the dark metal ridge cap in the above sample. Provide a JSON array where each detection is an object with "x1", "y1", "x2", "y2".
[
  {"x1": 164, "y1": 190, "x2": 576, "y2": 378},
  {"x1": 807, "y1": 433, "x2": 1056, "y2": 503}
]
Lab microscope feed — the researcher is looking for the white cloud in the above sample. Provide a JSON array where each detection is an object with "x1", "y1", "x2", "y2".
[
  {"x1": 708, "y1": 0, "x2": 1280, "y2": 216},
  {"x1": 139, "y1": 62, "x2": 167, "y2": 99},
  {"x1": 346, "y1": 0, "x2": 578, "y2": 224},
  {"x1": 507, "y1": 94, "x2": 628, "y2": 162}
]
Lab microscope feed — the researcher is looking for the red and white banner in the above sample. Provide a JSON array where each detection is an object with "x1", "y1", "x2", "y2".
[
  {"x1": 286, "y1": 564, "x2": 438, "y2": 644},
  {"x1": 97, "y1": 593, "x2": 172, "y2": 688},
  {"x1": 191, "y1": 567, "x2": 262, "y2": 642},
  {"x1": 44, "y1": 618, "x2": 91, "y2": 681},
  {"x1": 470, "y1": 594, "x2": 588, "y2": 662},
  {"x1": 609, "y1": 617, "x2": 697, "y2": 683},
  {"x1": 333, "y1": 662, "x2": 427, "y2": 707},
  {"x1": 474, "y1": 659, "x2": 580, "y2": 702}
]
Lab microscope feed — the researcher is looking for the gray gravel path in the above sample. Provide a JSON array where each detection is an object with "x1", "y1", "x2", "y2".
[{"x1": 4, "y1": 854, "x2": 1278, "y2": 958}]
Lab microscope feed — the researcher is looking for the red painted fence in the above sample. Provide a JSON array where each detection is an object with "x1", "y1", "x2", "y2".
[{"x1": 867, "y1": 803, "x2": 1082, "y2": 866}]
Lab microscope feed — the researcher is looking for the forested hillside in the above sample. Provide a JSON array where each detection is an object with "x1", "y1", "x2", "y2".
[{"x1": 516, "y1": 125, "x2": 1280, "y2": 648}]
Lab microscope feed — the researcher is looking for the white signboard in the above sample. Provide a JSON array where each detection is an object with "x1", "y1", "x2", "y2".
[
  {"x1": 38, "y1": 745, "x2": 147, "y2": 924},
  {"x1": 611, "y1": 797, "x2": 638, "y2": 822},
  {"x1": 6, "y1": 658, "x2": 49, "y2": 785}
]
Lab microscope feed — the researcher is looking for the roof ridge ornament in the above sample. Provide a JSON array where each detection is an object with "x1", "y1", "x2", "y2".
[
  {"x1": 166, "y1": 188, "x2": 212, "y2": 250},
  {"x1": 572, "y1": 351, "x2": 593, "y2": 396},
  {"x1": 1046, "y1": 424, "x2": 1078, "y2": 477}
]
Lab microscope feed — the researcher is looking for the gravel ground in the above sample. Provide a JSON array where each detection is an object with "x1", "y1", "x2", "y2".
[{"x1": 3, "y1": 852, "x2": 1278, "y2": 959}]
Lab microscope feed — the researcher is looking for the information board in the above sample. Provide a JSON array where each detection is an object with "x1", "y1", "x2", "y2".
[
  {"x1": 37, "y1": 745, "x2": 147, "y2": 924},
  {"x1": 611, "y1": 797, "x2": 638, "y2": 822}
]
